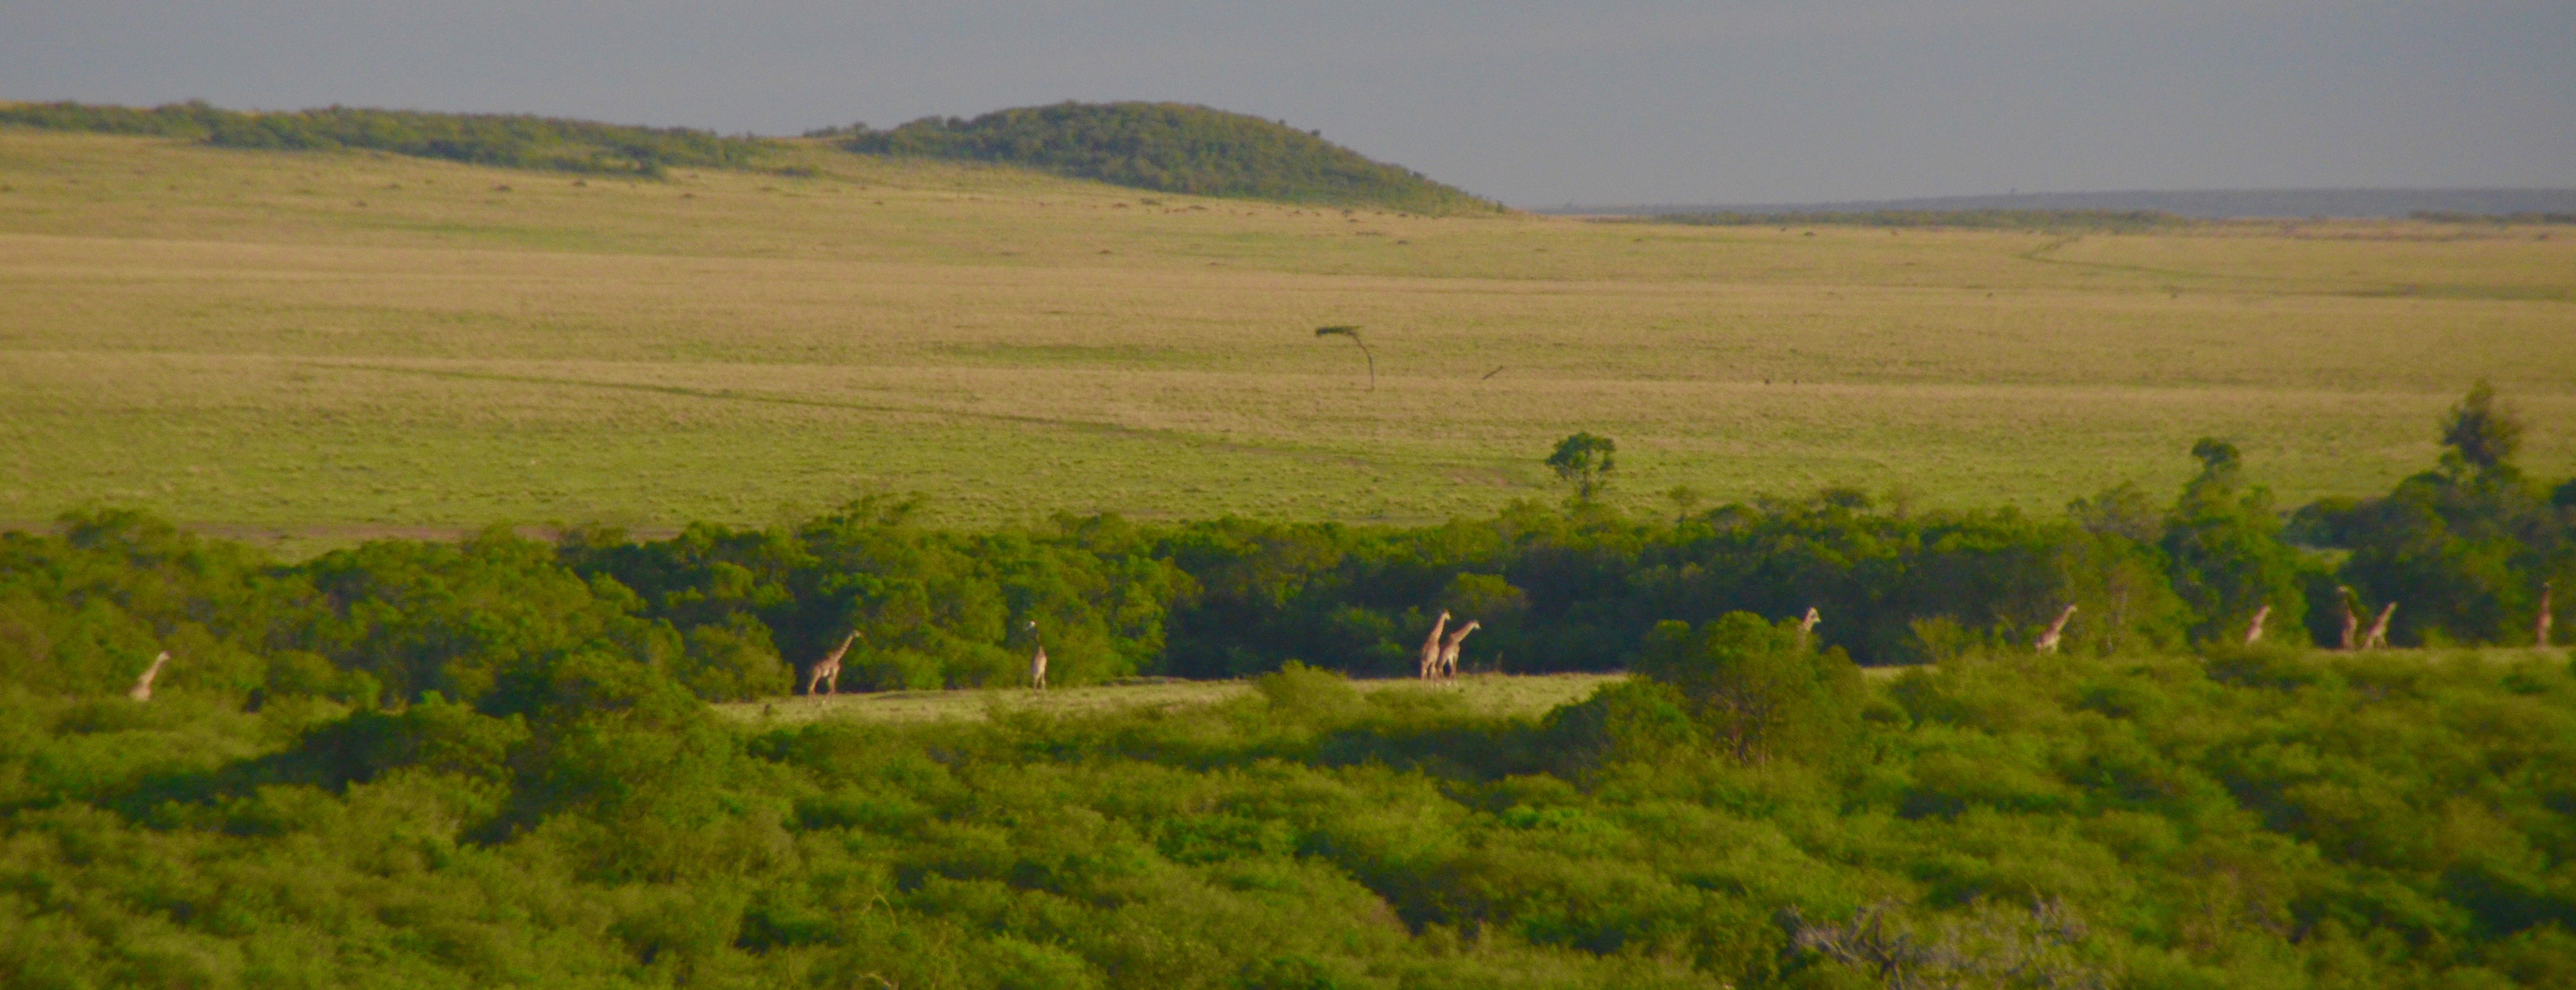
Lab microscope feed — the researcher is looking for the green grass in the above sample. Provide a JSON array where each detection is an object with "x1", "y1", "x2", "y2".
[
  {"x1": 718, "y1": 647, "x2": 2560, "y2": 726},
  {"x1": 3, "y1": 129, "x2": 2572, "y2": 553},
  {"x1": 715, "y1": 672, "x2": 1630, "y2": 725}
]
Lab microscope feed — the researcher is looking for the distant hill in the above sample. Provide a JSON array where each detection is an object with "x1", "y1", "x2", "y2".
[
  {"x1": 825, "y1": 102, "x2": 1500, "y2": 215},
  {"x1": 1556, "y1": 188, "x2": 2576, "y2": 221},
  {"x1": 0, "y1": 101, "x2": 770, "y2": 176}
]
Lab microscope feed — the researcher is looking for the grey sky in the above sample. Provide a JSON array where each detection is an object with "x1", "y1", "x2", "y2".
[{"x1": 5, "y1": 2, "x2": 2571, "y2": 206}]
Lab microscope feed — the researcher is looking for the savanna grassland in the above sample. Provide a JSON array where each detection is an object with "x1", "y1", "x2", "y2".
[{"x1": 3, "y1": 127, "x2": 2574, "y2": 554}]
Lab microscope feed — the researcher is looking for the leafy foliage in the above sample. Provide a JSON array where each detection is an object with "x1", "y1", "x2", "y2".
[
  {"x1": 1547, "y1": 433, "x2": 1619, "y2": 503},
  {"x1": 0, "y1": 99, "x2": 771, "y2": 176},
  {"x1": 2290, "y1": 384, "x2": 2572, "y2": 647},
  {"x1": 831, "y1": 101, "x2": 1501, "y2": 213},
  {"x1": 4, "y1": 588, "x2": 2574, "y2": 986}
]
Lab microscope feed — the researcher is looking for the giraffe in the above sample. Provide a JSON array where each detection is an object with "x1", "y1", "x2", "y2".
[
  {"x1": 2539, "y1": 581, "x2": 2555, "y2": 648},
  {"x1": 2337, "y1": 587, "x2": 2361, "y2": 651},
  {"x1": 1027, "y1": 620, "x2": 1048, "y2": 690},
  {"x1": 127, "y1": 652, "x2": 170, "y2": 702},
  {"x1": 2362, "y1": 602, "x2": 2396, "y2": 650},
  {"x1": 1796, "y1": 607, "x2": 1821, "y2": 650},
  {"x1": 1417, "y1": 609, "x2": 1451, "y2": 680},
  {"x1": 806, "y1": 632, "x2": 859, "y2": 695},
  {"x1": 2243, "y1": 604, "x2": 2272, "y2": 647},
  {"x1": 1437, "y1": 620, "x2": 1481, "y2": 679},
  {"x1": 2033, "y1": 604, "x2": 2077, "y2": 654}
]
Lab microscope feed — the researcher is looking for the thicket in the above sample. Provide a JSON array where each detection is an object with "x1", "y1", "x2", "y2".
[
  {"x1": 4, "y1": 538, "x2": 2574, "y2": 987},
  {"x1": 823, "y1": 102, "x2": 1502, "y2": 214},
  {"x1": 1631, "y1": 209, "x2": 2191, "y2": 233},
  {"x1": 0, "y1": 100, "x2": 770, "y2": 176}
]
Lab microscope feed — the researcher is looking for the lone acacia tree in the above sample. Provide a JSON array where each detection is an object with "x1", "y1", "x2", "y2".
[
  {"x1": 1547, "y1": 432, "x2": 1617, "y2": 502},
  {"x1": 2441, "y1": 379, "x2": 2523, "y2": 477},
  {"x1": 1313, "y1": 325, "x2": 1374, "y2": 390}
]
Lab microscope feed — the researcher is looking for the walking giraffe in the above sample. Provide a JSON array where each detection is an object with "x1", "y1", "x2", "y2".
[
  {"x1": 1437, "y1": 620, "x2": 1481, "y2": 679},
  {"x1": 806, "y1": 632, "x2": 860, "y2": 695},
  {"x1": 127, "y1": 652, "x2": 171, "y2": 702},
  {"x1": 2243, "y1": 604, "x2": 2272, "y2": 646},
  {"x1": 2338, "y1": 587, "x2": 2362, "y2": 651},
  {"x1": 2362, "y1": 602, "x2": 2396, "y2": 650},
  {"x1": 2539, "y1": 582, "x2": 2555, "y2": 648},
  {"x1": 1027, "y1": 620, "x2": 1048, "y2": 690},
  {"x1": 1417, "y1": 610, "x2": 1451, "y2": 680},
  {"x1": 2034, "y1": 604, "x2": 2077, "y2": 654}
]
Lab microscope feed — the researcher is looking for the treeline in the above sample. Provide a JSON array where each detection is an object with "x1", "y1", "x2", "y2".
[
  {"x1": 1633, "y1": 209, "x2": 2191, "y2": 233},
  {"x1": 3, "y1": 386, "x2": 2568, "y2": 712},
  {"x1": 823, "y1": 101, "x2": 1502, "y2": 215},
  {"x1": 0, "y1": 100, "x2": 771, "y2": 176}
]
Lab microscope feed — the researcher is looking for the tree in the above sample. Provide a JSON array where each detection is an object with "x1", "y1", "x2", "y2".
[
  {"x1": 1546, "y1": 433, "x2": 1617, "y2": 502},
  {"x1": 1665, "y1": 485, "x2": 1705, "y2": 522},
  {"x1": 2068, "y1": 481, "x2": 2162, "y2": 544},
  {"x1": 1633, "y1": 612, "x2": 1862, "y2": 764},
  {"x1": 2441, "y1": 379, "x2": 2523, "y2": 476},
  {"x1": 1312, "y1": 326, "x2": 1374, "y2": 390},
  {"x1": 2163, "y1": 438, "x2": 2308, "y2": 644}
]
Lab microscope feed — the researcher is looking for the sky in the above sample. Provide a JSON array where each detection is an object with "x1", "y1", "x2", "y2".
[{"x1": 5, "y1": 1, "x2": 2572, "y2": 207}]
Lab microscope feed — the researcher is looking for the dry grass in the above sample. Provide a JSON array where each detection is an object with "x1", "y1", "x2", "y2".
[
  {"x1": 4, "y1": 130, "x2": 2571, "y2": 553},
  {"x1": 711, "y1": 672, "x2": 1628, "y2": 725}
]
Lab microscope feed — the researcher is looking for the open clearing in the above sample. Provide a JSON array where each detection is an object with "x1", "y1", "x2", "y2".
[
  {"x1": 5, "y1": 131, "x2": 2572, "y2": 554},
  {"x1": 714, "y1": 672, "x2": 1631, "y2": 725},
  {"x1": 712, "y1": 649, "x2": 2569, "y2": 727}
]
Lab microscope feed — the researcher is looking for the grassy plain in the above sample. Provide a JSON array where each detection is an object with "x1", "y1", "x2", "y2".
[
  {"x1": 713, "y1": 647, "x2": 2566, "y2": 725},
  {"x1": 3, "y1": 129, "x2": 2571, "y2": 553},
  {"x1": 717, "y1": 672, "x2": 1630, "y2": 726}
]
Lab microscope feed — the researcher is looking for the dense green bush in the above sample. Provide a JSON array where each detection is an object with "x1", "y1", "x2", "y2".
[
  {"x1": 3, "y1": 604, "x2": 2572, "y2": 986},
  {"x1": 2289, "y1": 382, "x2": 2573, "y2": 647},
  {"x1": 832, "y1": 101, "x2": 1501, "y2": 214}
]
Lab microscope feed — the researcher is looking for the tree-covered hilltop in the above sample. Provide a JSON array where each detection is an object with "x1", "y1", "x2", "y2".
[
  {"x1": 824, "y1": 101, "x2": 1503, "y2": 214},
  {"x1": 0, "y1": 101, "x2": 772, "y2": 176}
]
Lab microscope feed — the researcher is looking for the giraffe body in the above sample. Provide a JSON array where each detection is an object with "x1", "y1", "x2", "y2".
[
  {"x1": 2243, "y1": 605, "x2": 2272, "y2": 646},
  {"x1": 1418, "y1": 611, "x2": 1451, "y2": 680},
  {"x1": 1027, "y1": 620, "x2": 1048, "y2": 690},
  {"x1": 2034, "y1": 604, "x2": 2077, "y2": 654},
  {"x1": 1796, "y1": 607, "x2": 1821, "y2": 649},
  {"x1": 807, "y1": 632, "x2": 859, "y2": 695},
  {"x1": 127, "y1": 652, "x2": 170, "y2": 702},
  {"x1": 1437, "y1": 620, "x2": 1480, "y2": 679},
  {"x1": 2338, "y1": 588, "x2": 2361, "y2": 650},
  {"x1": 2363, "y1": 602, "x2": 2396, "y2": 650},
  {"x1": 2540, "y1": 582, "x2": 2555, "y2": 647}
]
